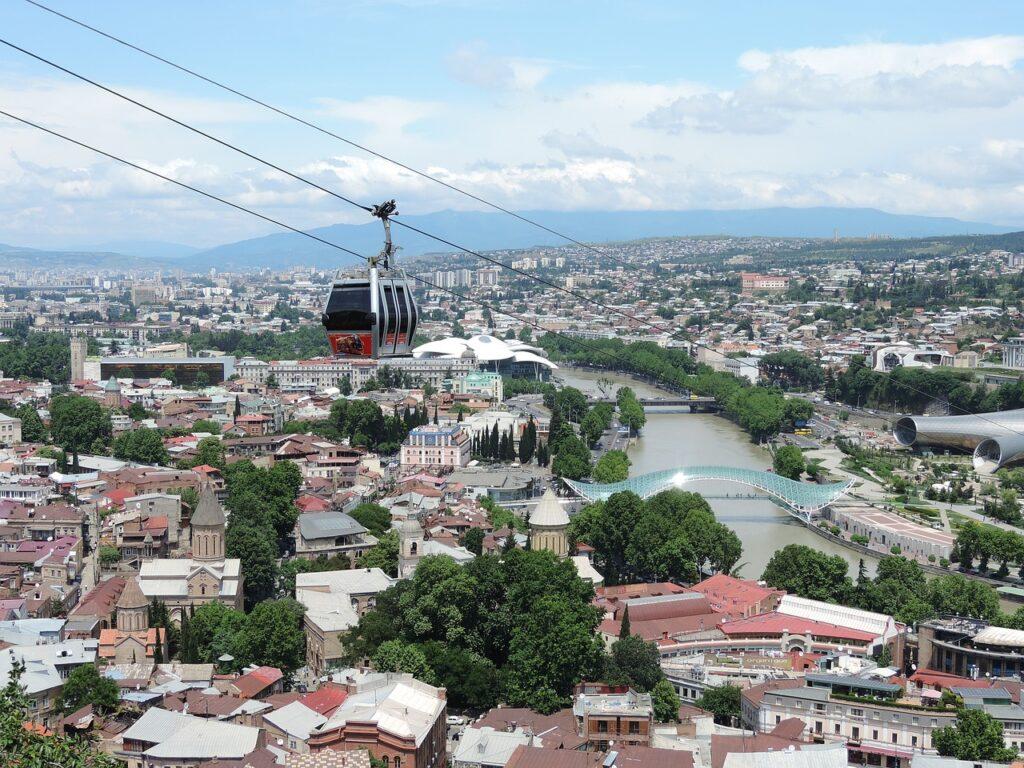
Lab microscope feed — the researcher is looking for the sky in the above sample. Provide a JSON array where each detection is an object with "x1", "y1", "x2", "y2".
[{"x1": 0, "y1": 0, "x2": 1023, "y2": 249}]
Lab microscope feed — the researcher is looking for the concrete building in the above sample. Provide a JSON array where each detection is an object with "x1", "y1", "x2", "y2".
[
  {"x1": 918, "y1": 617, "x2": 1024, "y2": 679},
  {"x1": 99, "y1": 356, "x2": 235, "y2": 386},
  {"x1": 297, "y1": 568, "x2": 396, "y2": 677},
  {"x1": 69, "y1": 335, "x2": 88, "y2": 382},
  {"x1": 449, "y1": 371, "x2": 504, "y2": 402},
  {"x1": 294, "y1": 511, "x2": 376, "y2": 562},
  {"x1": 829, "y1": 505, "x2": 955, "y2": 561},
  {"x1": 236, "y1": 356, "x2": 476, "y2": 392},
  {"x1": 400, "y1": 425, "x2": 471, "y2": 468},
  {"x1": 0, "y1": 413, "x2": 22, "y2": 445},
  {"x1": 572, "y1": 688, "x2": 653, "y2": 750},
  {"x1": 740, "y1": 273, "x2": 790, "y2": 295},
  {"x1": 308, "y1": 672, "x2": 448, "y2": 768}
]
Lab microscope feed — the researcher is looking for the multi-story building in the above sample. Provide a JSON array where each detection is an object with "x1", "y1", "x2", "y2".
[
  {"x1": 746, "y1": 672, "x2": 1024, "y2": 764},
  {"x1": 918, "y1": 617, "x2": 1024, "y2": 679},
  {"x1": 297, "y1": 568, "x2": 396, "y2": 676},
  {"x1": 237, "y1": 356, "x2": 477, "y2": 392},
  {"x1": 69, "y1": 335, "x2": 87, "y2": 382},
  {"x1": 740, "y1": 272, "x2": 790, "y2": 295},
  {"x1": 449, "y1": 371, "x2": 504, "y2": 402},
  {"x1": 0, "y1": 638, "x2": 99, "y2": 728},
  {"x1": 293, "y1": 511, "x2": 376, "y2": 562},
  {"x1": 572, "y1": 687, "x2": 653, "y2": 750},
  {"x1": 308, "y1": 672, "x2": 448, "y2": 768},
  {"x1": 0, "y1": 413, "x2": 22, "y2": 445},
  {"x1": 400, "y1": 425, "x2": 471, "y2": 468}
]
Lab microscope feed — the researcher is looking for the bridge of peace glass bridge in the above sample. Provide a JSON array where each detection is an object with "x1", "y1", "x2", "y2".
[{"x1": 564, "y1": 466, "x2": 854, "y2": 520}]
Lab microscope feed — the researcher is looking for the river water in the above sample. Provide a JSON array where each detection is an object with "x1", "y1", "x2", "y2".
[{"x1": 557, "y1": 368, "x2": 879, "y2": 579}]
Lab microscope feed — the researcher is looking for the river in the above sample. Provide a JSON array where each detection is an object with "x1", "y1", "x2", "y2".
[{"x1": 556, "y1": 367, "x2": 879, "y2": 579}]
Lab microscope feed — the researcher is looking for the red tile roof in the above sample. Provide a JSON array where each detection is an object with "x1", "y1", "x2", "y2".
[
  {"x1": 690, "y1": 574, "x2": 782, "y2": 614},
  {"x1": 300, "y1": 684, "x2": 349, "y2": 716},
  {"x1": 720, "y1": 612, "x2": 877, "y2": 643}
]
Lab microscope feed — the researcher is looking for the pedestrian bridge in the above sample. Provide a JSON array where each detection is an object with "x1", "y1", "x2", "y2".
[{"x1": 563, "y1": 466, "x2": 853, "y2": 518}]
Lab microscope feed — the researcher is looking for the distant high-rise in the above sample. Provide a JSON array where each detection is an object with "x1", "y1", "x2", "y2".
[{"x1": 69, "y1": 335, "x2": 87, "y2": 383}]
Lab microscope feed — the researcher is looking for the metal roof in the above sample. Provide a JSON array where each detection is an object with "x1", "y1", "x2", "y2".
[{"x1": 297, "y1": 511, "x2": 367, "y2": 541}]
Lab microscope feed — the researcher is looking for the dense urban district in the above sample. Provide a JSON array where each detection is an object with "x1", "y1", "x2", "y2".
[{"x1": 6, "y1": 231, "x2": 1024, "y2": 768}]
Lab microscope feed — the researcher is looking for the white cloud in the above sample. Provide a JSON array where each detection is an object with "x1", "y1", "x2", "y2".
[
  {"x1": 644, "y1": 35, "x2": 1024, "y2": 134},
  {"x1": 540, "y1": 129, "x2": 633, "y2": 160},
  {"x1": 316, "y1": 96, "x2": 440, "y2": 132},
  {"x1": 445, "y1": 42, "x2": 552, "y2": 91}
]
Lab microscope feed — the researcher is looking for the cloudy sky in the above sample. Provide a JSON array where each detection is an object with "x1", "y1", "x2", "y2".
[{"x1": 0, "y1": 0, "x2": 1023, "y2": 248}]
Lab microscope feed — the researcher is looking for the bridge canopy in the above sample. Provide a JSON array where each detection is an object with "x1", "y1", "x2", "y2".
[{"x1": 564, "y1": 466, "x2": 853, "y2": 515}]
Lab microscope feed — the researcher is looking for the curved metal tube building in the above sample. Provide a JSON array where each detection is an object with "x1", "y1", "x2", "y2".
[{"x1": 892, "y1": 408, "x2": 1024, "y2": 472}]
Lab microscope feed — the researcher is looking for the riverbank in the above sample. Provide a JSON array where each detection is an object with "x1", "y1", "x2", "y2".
[{"x1": 557, "y1": 367, "x2": 882, "y2": 577}]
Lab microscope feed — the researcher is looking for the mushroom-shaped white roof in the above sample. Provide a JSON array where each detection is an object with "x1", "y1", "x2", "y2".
[
  {"x1": 530, "y1": 488, "x2": 570, "y2": 528},
  {"x1": 413, "y1": 338, "x2": 472, "y2": 358},
  {"x1": 511, "y1": 351, "x2": 558, "y2": 369},
  {"x1": 465, "y1": 335, "x2": 516, "y2": 362}
]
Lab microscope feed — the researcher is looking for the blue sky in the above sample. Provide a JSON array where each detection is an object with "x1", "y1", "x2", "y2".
[{"x1": 1, "y1": 0, "x2": 1023, "y2": 247}]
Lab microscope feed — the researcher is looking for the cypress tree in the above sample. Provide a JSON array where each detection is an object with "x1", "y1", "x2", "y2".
[
  {"x1": 490, "y1": 423, "x2": 500, "y2": 459},
  {"x1": 619, "y1": 605, "x2": 632, "y2": 639}
]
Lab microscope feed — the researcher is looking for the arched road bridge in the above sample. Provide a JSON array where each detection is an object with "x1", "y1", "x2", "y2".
[{"x1": 564, "y1": 466, "x2": 853, "y2": 520}]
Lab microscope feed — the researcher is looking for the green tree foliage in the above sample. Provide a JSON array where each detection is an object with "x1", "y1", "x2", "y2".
[
  {"x1": 772, "y1": 445, "x2": 805, "y2": 480},
  {"x1": 0, "y1": 661, "x2": 120, "y2": 767},
  {"x1": 112, "y1": 428, "x2": 169, "y2": 465},
  {"x1": 357, "y1": 531, "x2": 400, "y2": 577},
  {"x1": 98, "y1": 545, "x2": 120, "y2": 568},
  {"x1": 607, "y1": 634, "x2": 662, "y2": 692},
  {"x1": 761, "y1": 545, "x2": 852, "y2": 603},
  {"x1": 372, "y1": 640, "x2": 435, "y2": 681},
  {"x1": 554, "y1": 387, "x2": 589, "y2": 423},
  {"x1": 192, "y1": 419, "x2": 221, "y2": 435},
  {"x1": 187, "y1": 437, "x2": 226, "y2": 470},
  {"x1": 652, "y1": 678, "x2": 681, "y2": 723},
  {"x1": 933, "y1": 709, "x2": 1018, "y2": 762},
  {"x1": 344, "y1": 550, "x2": 601, "y2": 712},
  {"x1": 616, "y1": 387, "x2": 647, "y2": 435},
  {"x1": 758, "y1": 351, "x2": 824, "y2": 391},
  {"x1": 479, "y1": 496, "x2": 527, "y2": 533},
  {"x1": 696, "y1": 684, "x2": 742, "y2": 725},
  {"x1": 575, "y1": 490, "x2": 741, "y2": 585},
  {"x1": 462, "y1": 527, "x2": 485, "y2": 556},
  {"x1": 226, "y1": 523, "x2": 279, "y2": 609},
  {"x1": 518, "y1": 418, "x2": 538, "y2": 463},
  {"x1": 421, "y1": 641, "x2": 500, "y2": 710},
  {"x1": 926, "y1": 574, "x2": 1001, "y2": 622},
  {"x1": 0, "y1": 331, "x2": 71, "y2": 383},
  {"x1": 50, "y1": 395, "x2": 111, "y2": 466},
  {"x1": 592, "y1": 449, "x2": 631, "y2": 483},
  {"x1": 551, "y1": 434, "x2": 592, "y2": 480},
  {"x1": 349, "y1": 503, "x2": 392, "y2": 537},
  {"x1": 57, "y1": 663, "x2": 119, "y2": 714},
  {"x1": 329, "y1": 398, "x2": 422, "y2": 454},
  {"x1": 236, "y1": 599, "x2": 308, "y2": 676},
  {"x1": 14, "y1": 403, "x2": 45, "y2": 442}
]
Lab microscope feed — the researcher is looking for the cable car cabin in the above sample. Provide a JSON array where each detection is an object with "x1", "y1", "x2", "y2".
[{"x1": 322, "y1": 274, "x2": 418, "y2": 358}]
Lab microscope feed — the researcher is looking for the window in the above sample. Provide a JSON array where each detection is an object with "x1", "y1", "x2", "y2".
[
  {"x1": 852, "y1": 727, "x2": 860, "y2": 739},
  {"x1": 891, "y1": 734, "x2": 898, "y2": 744},
  {"x1": 872, "y1": 730, "x2": 878, "y2": 740},
  {"x1": 851, "y1": 708, "x2": 864, "y2": 717},
  {"x1": 597, "y1": 721, "x2": 608, "y2": 733},
  {"x1": 912, "y1": 737, "x2": 918, "y2": 747}
]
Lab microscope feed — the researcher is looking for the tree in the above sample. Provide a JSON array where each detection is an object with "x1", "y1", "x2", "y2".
[
  {"x1": 421, "y1": 641, "x2": 499, "y2": 710},
  {"x1": 189, "y1": 437, "x2": 226, "y2": 469},
  {"x1": 593, "y1": 450, "x2": 631, "y2": 483},
  {"x1": 551, "y1": 434, "x2": 592, "y2": 480},
  {"x1": 696, "y1": 684, "x2": 742, "y2": 725},
  {"x1": 772, "y1": 445, "x2": 805, "y2": 480},
  {"x1": 128, "y1": 401, "x2": 148, "y2": 421},
  {"x1": 113, "y1": 428, "x2": 169, "y2": 465},
  {"x1": 57, "y1": 663, "x2": 119, "y2": 714},
  {"x1": 933, "y1": 709, "x2": 1018, "y2": 762},
  {"x1": 14, "y1": 403, "x2": 45, "y2": 442},
  {"x1": 758, "y1": 351, "x2": 824, "y2": 391},
  {"x1": 618, "y1": 605, "x2": 631, "y2": 640},
  {"x1": 225, "y1": 522, "x2": 278, "y2": 609},
  {"x1": 357, "y1": 531, "x2": 400, "y2": 577},
  {"x1": 50, "y1": 395, "x2": 111, "y2": 467},
  {"x1": 761, "y1": 544, "x2": 851, "y2": 603},
  {"x1": 609, "y1": 635, "x2": 662, "y2": 692},
  {"x1": 235, "y1": 599, "x2": 307, "y2": 677},
  {"x1": 518, "y1": 418, "x2": 537, "y2": 464},
  {"x1": 462, "y1": 527, "x2": 485, "y2": 556},
  {"x1": 652, "y1": 678, "x2": 681, "y2": 723},
  {"x1": 192, "y1": 419, "x2": 221, "y2": 435},
  {"x1": 372, "y1": 640, "x2": 435, "y2": 682},
  {"x1": 926, "y1": 574, "x2": 1000, "y2": 622},
  {"x1": 1, "y1": 662, "x2": 120, "y2": 767},
  {"x1": 98, "y1": 545, "x2": 120, "y2": 569},
  {"x1": 350, "y1": 503, "x2": 392, "y2": 537}
]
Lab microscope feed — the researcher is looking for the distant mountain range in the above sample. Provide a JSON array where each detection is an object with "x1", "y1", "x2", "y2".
[{"x1": 4, "y1": 206, "x2": 1019, "y2": 272}]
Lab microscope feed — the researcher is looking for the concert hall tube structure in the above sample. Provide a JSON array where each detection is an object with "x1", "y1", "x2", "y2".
[{"x1": 892, "y1": 409, "x2": 1024, "y2": 472}]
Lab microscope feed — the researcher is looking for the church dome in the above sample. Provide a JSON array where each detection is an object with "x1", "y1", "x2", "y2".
[{"x1": 530, "y1": 488, "x2": 569, "y2": 528}]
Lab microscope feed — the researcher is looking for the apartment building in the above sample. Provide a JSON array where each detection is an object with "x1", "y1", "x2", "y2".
[{"x1": 400, "y1": 425, "x2": 471, "y2": 469}]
